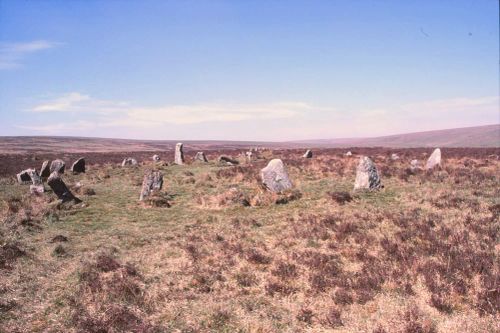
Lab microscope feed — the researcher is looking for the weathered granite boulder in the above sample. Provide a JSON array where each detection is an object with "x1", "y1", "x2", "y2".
[
  {"x1": 345, "y1": 151, "x2": 353, "y2": 156},
  {"x1": 410, "y1": 159, "x2": 420, "y2": 171},
  {"x1": 175, "y1": 143, "x2": 185, "y2": 165},
  {"x1": 354, "y1": 156, "x2": 381, "y2": 190},
  {"x1": 426, "y1": 148, "x2": 441, "y2": 170},
  {"x1": 194, "y1": 152, "x2": 208, "y2": 163},
  {"x1": 16, "y1": 169, "x2": 35, "y2": 184},
  {"x1": 50, "y1": 159, "x2": 65, "y2": 174},
  {"x1": 218, "y1": 155, "x2": 239, "y2": 165},
  {"x1": 122, "y1": 158, "x2": 138, "y2": 167},
  {"x1": 303, "y1": 150, "x2": 313, "y2": 158},
  {"x1": 391, "y1": 153, "x2": 400, "y2": 160},
  {"x1": 40, "y1": 160, "x2": 51, "y2": 178},
  {"x1": 152, "y1": 154, "x2": 160, "y2": 162},
  {"x1": 139, "y1": 170, "x2": 163, "y2": 201},
  {"x1": 47, "y1": 172, "x2": 81, "y2": 203},
  {"x1": 260, "y1": 159, "x2": 293, "y2": 193},
  {"x1": 71, "y1": 158, "x2": 85, "y2": 174}
]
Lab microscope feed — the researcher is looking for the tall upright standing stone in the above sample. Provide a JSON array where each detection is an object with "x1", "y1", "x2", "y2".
[
  {"x1": 71, "y1": 158, "x2": 86, "y2": 174},
  {"x1": 47, "y1": 172, "x2": 81, "y2": 203},
  {"x1": 175, "y1": 143, "x2": 185, "y2": 165},
  {"x1": 194, "y1": 152, "x2": 208, "y2": 163},
  {"x1": 50, "y1": 159, "x2": 65, "y2": 174},
  {"x1": 40, "y1": 160, "x2": 51, "y2": 178},
  {"x1": 354, "y1": 156, "x2": 381, "y2": 190},
  {"x1": 260, "y1": 159, "x2": 293, "y2": 193},
  {"x1": 426, "y1": 148, "x2": 441, "y2": 170},
  {"x1": 139, "y1": 170, "x2": 163, "y2": 201},
  {"x1": 303, "y1": 150, "x2": 313, "y2": 158}
]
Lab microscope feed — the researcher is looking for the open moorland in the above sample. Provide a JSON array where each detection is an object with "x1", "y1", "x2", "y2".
[{"x1": 0, "y1": 147, "x2": 499, "y2": 332}]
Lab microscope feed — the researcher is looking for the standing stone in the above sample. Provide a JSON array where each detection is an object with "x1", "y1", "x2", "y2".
[
  {"x1": 218, "y1": 155, "x2": 239, "y2": 165},
  {"x1": 260, "y1": 159, "x2": 293, "y2": 193},
  {"x1": 175, "y1": 143, "x2": 185, "y2": 165},
  {"x1": 354, "y1": 156, "x2": 381, "y2": 190},
  {"x1": 245, "y1": 151, "x2": 253, "y2": 162},
  {"x1": 391, "y1": 153, "x2": 400, "y2": 160},
  {"x1": 345, "y1": 151, "x2": 353, "y2": 157},
  {"x1": 47, "y1": 172, "x2": 81, "y2": 203},
  {"x1": 139, "y1": 170, "x2": 163, "y2": 201},
  {"x1": 122, "y1": 158, "x2": 138, "y2": 167},
  {"x1": 16, "y1": 169, "x2": 35, "y2": 184},
  {"x1": 50, "y1": 159, "x2": 65, "y2": 174},
  {"x1": 152, "y1": 154, "x2": 160, "y2": 162},
  {"x1": 40, "y1": 160, "x2": 51, "y2": 178},
  {"x1": 426, "y1": 148, "x2": 441, "y2": 170},
  {"x1": 194, "y1": 152, "x2": 208, "y2": 163},
  {"x1": 71, "y1": 158, "x2": 86, "y2": 174},
  {"x1": 303, "y1": 150, "x2": 313, "y2": 158}
]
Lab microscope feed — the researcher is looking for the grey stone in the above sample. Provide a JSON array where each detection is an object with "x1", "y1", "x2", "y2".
[
  {"x1": 50, "y1": 159, "x2": 65, "y2": 174},
  {"x1": 40, "y1": 160, "x2": 51, "y2": 178},
  {"x1": 245, "y1": 151, "x2": 253, "y2": 162},
  {"x1": 426, "y1": 148, "x2": 441, "y2": 170},
  {"x1": 47, "y1": 172, "x2": 81, "y2": 203},
  {"x1": 16, "y1": 169, "x2": 34, "y2": 184},
  {"x1": 354, "y1": 156, "x2": 381, "y2": 190},
  {"x1": 71, "y1": 158, "x2": 85, "y2": 173},
  {"x1": 30, "y1": 185, "x2": 45, "y2": 194},
  {"x1": 391, "y1": 153, "x2": 400, "y2": 160},
  {"x1": 345, "y1": 151, "x2": 352, "y2": 156},
  {"x1": 122, "y1": 158, "x2": 138, "y2": 167},
  {"x1": 139, "y1": 170, "x2": 163, "y2": 201},
  {"x1": 410, "y1": 159, "x2": 420, "y2": 171},
  {"x1": 260, "y1": 159, "x2": 293, "y2": 193},
  {"x1": 218, "y1": 155, "x2": 239, "y2": 165},
  {"x1": 175, "y1": 143, "x2": 185, "y2": 165},
  {"x1": 303, "y1": 150, "x2": 313, "y2": 158},
  {"x1": 152, "y1": 154, "x2": 160, "y2": 162},
  {"x1": 194, "y1": 152, "x2": 208, "y2": 163}
]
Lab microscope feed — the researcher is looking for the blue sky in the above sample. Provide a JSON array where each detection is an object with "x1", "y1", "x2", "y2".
[{"x1": 0, "y1": 0, "x2": 498, "y2": 140}]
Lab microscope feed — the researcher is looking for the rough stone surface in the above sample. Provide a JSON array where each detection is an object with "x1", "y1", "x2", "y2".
[
  {"x1": 139, "y1": 170, "x2": 163, "y2": 201},
  {"x1": 245, "y1": 151, "x2": 253, "y2": 162},
  {"x1": 391, "y1": 153, "x2": 400, "y2": 160},
  {"x1": 410, "y1": 159, "x2": 420, "y2": 170},
  {"x1": 16, "y1": 169, "x2": 34, "y2": 184},
  {"x1": 354, "y1": 156, "x2": 381, "y2": 190},
  {"x1": 346, "y1": 151, "x2": 353, "y2": 156},
  {"x1": 28, "y1": 169, "x2": 42, "y2": 186},
  {"x1": 47, "y1": 172, "x2": 81, "y2": 203},
  {"x1": 122, "y1": 158, "x2": 138, "y2": 167},
  {"x1": 218, "y1": 155, "x2": 239, "y2": 165},
  {"x1": 30, "y1": 185, "x2": 45, "y2": 194},
  {"x1": 426, "y1": 148, "x2": 441, "y2": 170},
  {"x1": 260, "y1": 159, "x2": 293, "y2": 193},
  {"x1": 40, "y1": 160, "x2": 51, "y2": 178},
  {"x1": 175, "y1": 143, "x2": 185, "y2": 165},
  {"x1": 50, "y1": 159, "x2": 65, "y2": 174},
  {"x1": 303, "y1": 150, "x2": 313, "y2": 158},
  {"x1": 71, "y1": 158, "x2": 86, "y2": 173},
  {"x1": 194, "y1": 152, "x2": 208, "y2": 163},
  {"x1": 152, "y1": 154, "x2": 161, "y2": 162}
]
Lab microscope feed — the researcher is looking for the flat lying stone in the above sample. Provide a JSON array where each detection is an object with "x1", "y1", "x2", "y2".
[
  {"x1": 218, "y1": 156, "x2": 239, "y2": 165},
  {"x1": 122, "y1": 158, "x2": 138, "y2": 167}
]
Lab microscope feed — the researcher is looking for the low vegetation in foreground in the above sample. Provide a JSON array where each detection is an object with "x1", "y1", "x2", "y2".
[{"x1": 0, "y1": 148, "x2": 499, "y2": 332}]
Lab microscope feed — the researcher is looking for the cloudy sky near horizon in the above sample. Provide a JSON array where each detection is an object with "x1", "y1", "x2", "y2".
[{"x1": 0, "y1": 0, "x2": 498, "y2": 141}]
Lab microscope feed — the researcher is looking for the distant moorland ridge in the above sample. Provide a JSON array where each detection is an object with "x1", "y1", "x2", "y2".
[{"x1": 0, "y1": 124, "x2": 498, "y2": 154}]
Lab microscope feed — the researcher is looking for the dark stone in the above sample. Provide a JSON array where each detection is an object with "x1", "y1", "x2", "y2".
[
  {"x1": 71, "y1": 158, "x2": 85, "y2": 173},
  {"x1": 139, "y1": 170, "x2": 163, "y2": 201},
  {"x1": 47, "y1": 172, "x2": 81, "y2": 203},
  {"x1": 218, "y1": 155, "x2": 239, "y2": 165},
  {"x1": 40, "y1": 160, "x2": 51, "y2": 178},
  {"x1": 50, "y1": 159, "x2": 65, "y2": 174}
]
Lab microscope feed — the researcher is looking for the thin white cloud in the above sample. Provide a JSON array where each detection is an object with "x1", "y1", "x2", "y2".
[
  {"x1": 0, "y1": 40, "x2": 60, "y2": 70},
  {"x1": 29, "y1": 93, "x2": 311, "y2": 126}
]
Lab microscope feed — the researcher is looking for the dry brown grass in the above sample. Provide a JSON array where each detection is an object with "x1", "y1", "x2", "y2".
[{"x1": 0, "y1": 148, "x2": 498, "y2": 332}]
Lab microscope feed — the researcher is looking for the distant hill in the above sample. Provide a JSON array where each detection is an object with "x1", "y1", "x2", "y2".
[
  {"x1": 291, "y1": 124, "x2": 500, "y2": 148},
  {"x1": 0, "y1": 124, "x2": 498, "y2": 154}
]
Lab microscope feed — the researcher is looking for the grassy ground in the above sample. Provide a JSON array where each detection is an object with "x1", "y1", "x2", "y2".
[{"x1": 1, "y1": 149, "x2": 498, "y2": 332}]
